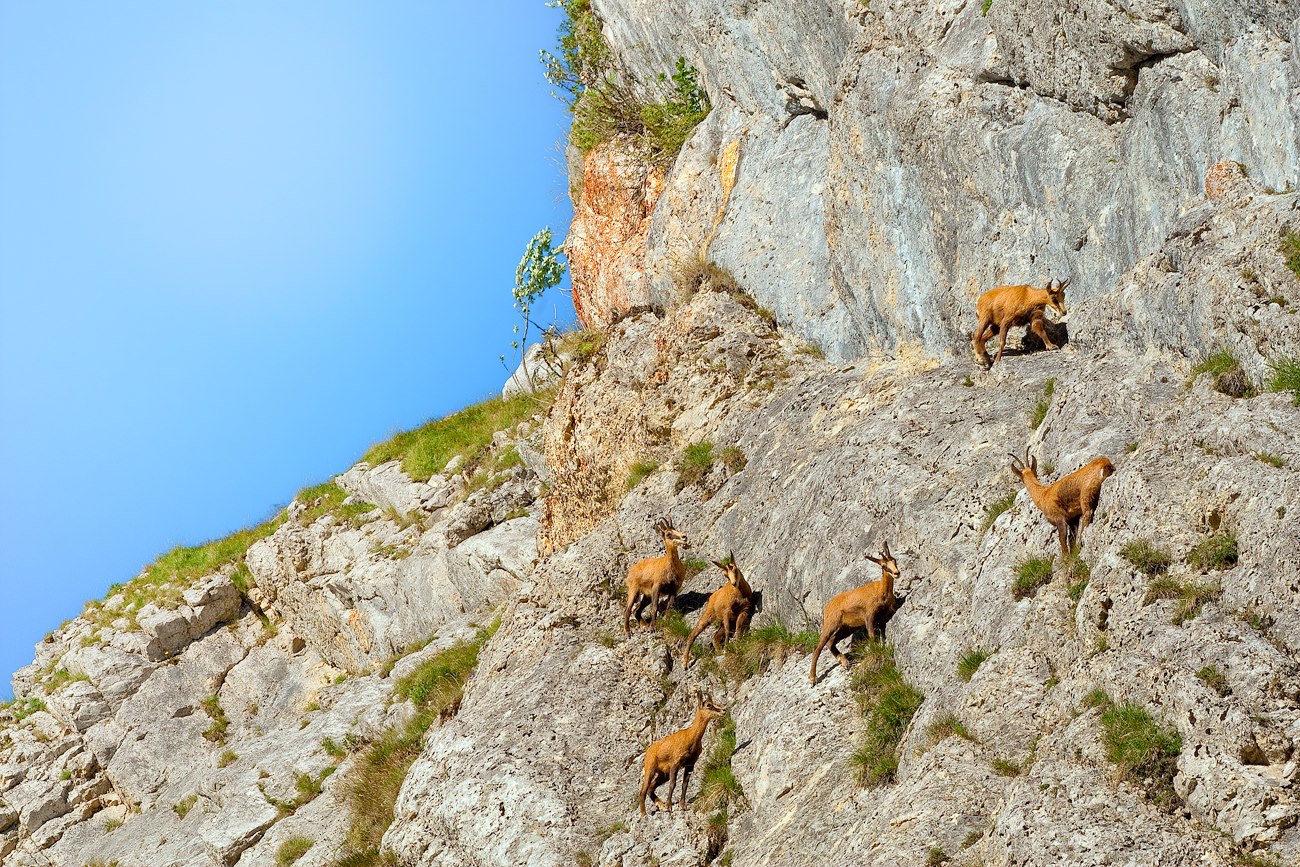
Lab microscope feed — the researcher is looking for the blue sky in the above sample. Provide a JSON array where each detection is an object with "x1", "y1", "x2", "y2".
[{"x1": 0, "y1": 2, "x2": 574, "y2": 696}]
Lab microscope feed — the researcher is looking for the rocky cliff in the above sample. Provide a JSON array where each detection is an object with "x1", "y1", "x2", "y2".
[{"x1": 4, "y1": 2, "x2": 1300, "y2": 866}]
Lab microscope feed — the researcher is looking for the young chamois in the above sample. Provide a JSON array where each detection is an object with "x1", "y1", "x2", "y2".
[
  {"x1": 680, "y1": 553, "x2": 753, "y2": 669},
  {"x1": 972, "y1": 278, "x2": 1069, "y2": 368},
  {"x1": 638, "y1": 692, "x2": 726, "y2": 815},
  {"x1": 623, "y1": 517, "x2": 689, "y2": 635},
  {"x1": 809, "y1": 541, "x2": 900, "y2": 684},
  {"x1": 1008, "y1": 447, "x2": 1115, "y2": 555}
]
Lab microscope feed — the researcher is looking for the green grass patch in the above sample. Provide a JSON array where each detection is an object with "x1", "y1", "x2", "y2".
[
  {"x1": 276, "y1": 837, "x2": 314, "y2": 866},
  {"x1": 719, "y1": 623, "x2": 818, "y2": 683},
  {"x1": 1028, "y1": 378, "x2": 1055, "y2": 429},
  {"x1": 1012, "y1": 556, "x2": 1054, "y2": 600},
  {"x1": 1120, "y1": 539, "x2": 1172, "y2": 576},
  {"x1": 981, "y1": 491, "x2": 1017, "y2": 532},
  {"x1": 362, "y1": 391, "x2": 548, "y2": 483},
  {"x1": 12, "y1": 697, "x2": 47, "y2": 721},
  {"x1": 1280, "y1": 232, "x2": 1300, "y2": 278},
  {"x1": 1190, "y1": 349, "x2": 1255, "y2": 398},
  {"x1": 695, "y1": 713, "x2": 744, "y2": 813},
  {"x1": 297, "y1": 481, "x2": 376, "y2": 527},
  {"x1": 43, "y1": 667, "x2": 89, "y2": 692},
  {"x1": 1188, "y1": 533, "x2": 1238, "y2": 571},
  {"x1": 719, "y1": 446, "x2": 747, "y2": 474},
  {"x1": 675, "y1": 441, "x2": 715, "y2": 491},
  {"x1": 1254, "y1": 452, "x2": 1284, "y2": 468},
  {"x1": 1097, "y1": 701, "x2": 1182, "y2": 809},
  {"x1": 1144, "y1": 576, "x2": 1221, "y2": 625},
  {"x1": 927, "y1": 713, "x2": 975, "y2": 744},
  {"x1": 991, "y1": 757, "x2": 1021, "y2": 777},
  {"x1": 957, "y1": 649, "x2": 991, "y2": 682},
  {"x1": 335, "y1": 622, "x2": 498, "y2": 862},
  {"x1": 850, "y1": 642, "x2": 924, "y2": 787},
  {"x1": 172, "y1": 794, "x2": 197, "y2": 820},
  {"x1": 981, "y1": 0, "x2": 993, "y2": 14},
  {"x1": 683, "y1": 559, "x2": 710, "y2": 578},
  {"x1": 1197, "y1": 665, "x2": 1229, "y2": 696},
  {"x1": 217, "y1": 750, "x2": 238, "y2": 768},
  {"x1": 1266, "y1": 355, "x2": 1300, "y2": 405},
  {"x1": 625, "y1": 460, "x2": 660, "y2": 490},
  {"x1": 201, "y1": 695, "x2": 229, "y2": 744}
]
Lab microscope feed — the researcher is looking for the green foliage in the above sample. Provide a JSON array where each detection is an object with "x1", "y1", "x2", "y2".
[
  {"x1": 719, "y1": 446, "x2": 747, "y2": 474},
  {"x1": 1254, "y1": 452, "x2": 1284, "y2": 468},
  {"x1": 981, "y1": 0, "x2": 993, "y2": 14},
  {"x1": 957, "y1": 649, "x2": 990, "y2": 682},
  {"x1": 323, "y1": 737, "x2": 347, "y2": 758},
  {"x1": 1144, "y1": 576, "x2": 1221, "y2": 624},
  {"x1": 1098, "y1": 702, "x2": 1182, "y2": 808},
  {"x1": 675, "y1": 441, "x2": 715, "y2": 491},
  {"x1": 362, "y1": 392, "x2": 547, "y2": 483},
  {"x1": 1235, "y1": 848, "x2": 1283, "y2": 867},
  {"x1": 626, "y1": 460, "x2": 660, "y2": 490},
  {"x1": 981, "y1": 491, "x2": 1017, "y2": 532},
  {"x1": 719, "y1": 623, "x2": 818, "y2": 683},
  {"x1": 543, "y1": 2, "x2": 709, "y2": 162},
  {"x1": 43, "y1": 667, "x2": 89, "y2": 692},
  {"x1": 1280, "y1": 232, "x2": 1300, "y2": 278},
  {"x1": 1266, "y1": 355, "x2": 1300, "y2": 405},
  {"x1": 1029, "y1": 378, "x2": 1055, "y2": 429},
  {"x1": 277, "y1": 838, "x2": 315, "y2": 866},
  {"x1": 1120, "y1": 539, "x2": 1172, "y2": 576},
  {"x1": 850, "y1": 642, "x2": 924, "y2": 786},
  {"x1": 1188, "y1": 533, "x2": 1239, "y2": 571},
  {"x1": 102, "y1": 817, "x2": 124, "y2": 833},
  {"x1": 927, "y1": 713, "x2": 975, "y2": 744},
  {"x1": 297, "y1": 481, "x2": 376, "y2": 527},
  {"x1": 926, "y1": 847, "x2": 948, "y2": 867},
  {"x1": 217, "y1": 750, "x2": 238, "y2": 768},
  {"x1": 695, "y1": 713, "x2": 744, "y2": 813},
  {"x1": 336, "y1": 623, "x2": 498, "y2": 862},
  {"x1": 502, "y1": 227, "x2": 566, "y2": 388},
  {"x1": 10, "y1": 696, "x2": 46, "y2": 721},
  {"x1": 1012, "y1": 556, "x2": 1053, "y2": 600},
  {"x1": 172, "y1": 794, "x2": 197, "y2": 820},
  {"x1": 1197, "y1": 665, "x2": 1229, "y2": 696},
  {"x1": 1190, "y1": 349, "x2": 1255, "y2": 397},
  {"x1": 657, "y1": 608, "x2": 693, "y2": 640},
  {"x1": 991, "y1": 757, "x2": 1022, "y2": 777},
  {"x1": 201, "y1": 695, "x2": 229, "y2": 744}
]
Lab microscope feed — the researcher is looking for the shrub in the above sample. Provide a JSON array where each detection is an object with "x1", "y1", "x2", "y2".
[
  {"x1": 1011, "y1": 556, "x2": 1053, "y2": 600},
  {"x1": 1144, "y1": 576, "x2": 1221, "y2": 625},
  {"x1": 1098, "y1": 702, "x2": 1182, "y2": 808},
  {"x1": 927, "y1": 848, "x2": 947, "y2": 867},
  {"x1": 981, "y1": 491, "x2": 1017, "y2": 532},
  {"x1": 1266, "y1": 355, "x2": 1300, "y2": 405},
  {"x1": 719, "y1": 446, "x2": 747, "y2": 474},
  {"x1": 1188, "y1": 533, "x2": 1238, "y2": 571},
  {"x1": 1029, "y1": 378, "x2": 1055, "y2": 429},
  {"x1": 362, "y1": 392, "x2": 547, "y2": 483},
  {"x1": 1120, "y1": 539, "x2": 1172, "y2": 576},
  {"x1": 675, "y1": 441, "x2": 715, "y2": 491},
  {"x1": 1197, "y1": 665, "x2": 1229, "y2": 696},
  {"x1": 276, "y1": 837, "x2": 314, "y2": 866},
  {"x1": 1190, "y1": 349, "x2": 1254, "y2": 398},
  {"x1": 626, "y1": 460, "x2": 660, "y2": 490},
  {"x1": 957, "y1": 650, "x2": 990, "y2": 682},
  {"x1": 850, "y1": 642, "x2": 924, "y2": 786}
]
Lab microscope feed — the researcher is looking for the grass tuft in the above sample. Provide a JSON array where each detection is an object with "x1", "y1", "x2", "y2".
[
  {"x1": 1098, "y1": 701, "x2": 1182, "y2": 809},
  {"x1": 719, "y1": 446, "x2": 747, "y2": 474},
  {"x1": 1266, "y1": 355, "x2": 1300, "y2": 405},
  {"x1": 719, "y1": 623, "x2": 818, "y2": 683},
  {"x1": 927, "y1": 713, "x2": 975, "y2": 744},
  {"x1": 1197, "y1": 665, "x2": 1229, "y2": 696},
  {"x1": 276, "y1": 837, "x2": 314, "y2": 866},
  {"x1": 957, "y1": 649, "x2": 991, "y2": 682},
  {"x1": 674, "y1": 441, "x2": 715, "y2": 491},
  {"x1": 172, "y1": 794, "x2": 197, "y2": 820},
  {"x1": 1011, "y1": 556, "x2": 1054, "y2": 600},
  {"x1": 1188, "y1": 533, "x2": 1238, "y2": 571},
  {"x1": 1028, "y1": 378, "x2": 1055, "y2": 429},
  {"x1": 695, "y1": 714, "x2": 744, "y2": 813},
  {"x1": 217, "y1": 750, "x2": 238, "y2": 768},
  {"x1": 850, "y1": 642, "x2": 924, "y2": 787},
  {"x1": 1190, "y1": 349, "x2": 1255, "y2": 398},
  {"x1": 1120, "y1": 539, "x2": 1172, "y2": 576},
  {"x1": 1143, "y1": 576, "x2": 1222, "y2": 625},
  {"x1": 362, "y1": 392, "x2": 548, "y2": 483},
  {"x1": 981, "y1": 491, "x2": 1017, "y2": 532},
  {"x1": 201, "y1": 695, "x2": 229, "y2": 744},
  {"x1": 991, "y1": 757, "x2": 1022, "y2": 777},
  {"x1": 625, "y1": 460, "x2": 660, "y2": 490},
  {"x1": 1280, "y1": 232, "x2": 1300, "y2": 278}
]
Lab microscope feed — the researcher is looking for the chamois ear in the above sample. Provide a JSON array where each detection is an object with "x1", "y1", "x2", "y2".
[
  {"x1": 711, "y1": 559, "x2": 727, "y2": 570},
  {"x1": 881, "y1": 540, "x2": 892, "y2": 559},
  {"x1": 865, "y1": 552, "x2": 882, "y2": 565}
]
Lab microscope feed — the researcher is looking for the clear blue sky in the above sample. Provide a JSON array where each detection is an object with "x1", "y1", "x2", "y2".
[{"x1": 0, "y1": 2, "x2": 575, "y2": 696}]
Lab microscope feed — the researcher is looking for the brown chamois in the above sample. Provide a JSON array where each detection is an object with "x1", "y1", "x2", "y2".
[
  {"x1": 972, "y1": 278, "x2": 1069, "y2": 368},
  {"x1": 809, "y1": 541, "x2": 900, "y2": 684},
  {"x1": 623, "y1": 517, "x2": 689, "y2": 635},
  {"x1": 638, "y1": 692, "x2": 726, "y2": 815},
  {"x1": 1008, "y1": 447, "x2": 1115, "y2": 555},
  {"x1": 681, "y1": 552, "x2": 754, "y2": 669}
]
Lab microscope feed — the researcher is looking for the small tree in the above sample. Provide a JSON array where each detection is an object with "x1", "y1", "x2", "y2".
[{"x1": 502, "y1": 227, "x2": 566, "y2": 391}]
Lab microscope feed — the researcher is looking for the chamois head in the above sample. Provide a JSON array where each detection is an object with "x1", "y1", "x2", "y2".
[
  {"x1": 864, "y1": 540, "x2": 899, "y2": 580},
  {"x1": 711, "y1": 551, "x2": 743, "y2": 585},
  {"x1": 1008, "y1": 447, "x2": 1040, "y2": 482},
  {"x1": 654, "y1": 517, "x2": 688, "y2": 549},
  {"x1": 695, "y1": 691, "x2": 725, "y2": 720},
  {"x1": 1046, "y1": 278, "x2": 1070, "y2": 317}
]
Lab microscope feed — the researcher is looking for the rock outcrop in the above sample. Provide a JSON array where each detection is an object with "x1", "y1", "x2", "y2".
[{"x1": 4, "y1": 2, "x2": 1300, "y2": 866}]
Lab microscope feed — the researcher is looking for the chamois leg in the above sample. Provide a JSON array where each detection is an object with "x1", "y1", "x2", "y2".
[
  {"x1": 1054, "y1": 520, "x2": 1071, "y2": 557},
  {"x1": 712, "y1": 618, "x2": 728, "y2": 651},
  {"x1": 662, "y1": 767, "x2": 679, "y2": 811},
  {"x1": 735, "y1": 607, "x2": 751, "y2": 638},
  {"x1": 648, "y1": 588, "x2": 662, "y2": 629},
  {"x1": 973, "y1": 317, "x2": 993, "y2": 366},
  {"x1": 994, "y1": 325, "x2": 1010, "y2": 364},
  {"x1": 1031, "y1": 311, "x2": 1058, "y2": 350},
  {"x1": 830, "y1": 625, "x2": 854, "y2": 669},
  {"x1": 639, "y1": 768, "x2": 661, "y2": 816},
  {"x1": 810, "y1": 623, "x2": 837, "y2": 683},
  {"x1": 679, "y1": 764, "x2": 692, "y2": 810},
  {"x1": 682, "y1": 613, "x2": 714, "y2": 669},
  {"x1": 623, "y1": 589, "x2": 638, "y2": 636}
]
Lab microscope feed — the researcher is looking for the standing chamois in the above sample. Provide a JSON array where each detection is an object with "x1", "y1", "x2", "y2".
[
  {"x1": 972, "y1": 278, "x2": 1069, "y2": 368},
  {"x1": 624, "y1": 517, "x2": 689, "y2": 635},
  {"x1": 638, "y1": 692, "x2": 726, "y2": 815},
  {"x1": 1008, "y1": 447, "x2": 1114, "y2": 555},
  {"x1": 681, "y1": 552, "x2": 754, "y2": 669},
  {"x1": 809, "y1": 541, "x2": 900, "y2": 684}
]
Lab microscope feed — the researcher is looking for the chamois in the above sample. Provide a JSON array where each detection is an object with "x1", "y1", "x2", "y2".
[
  {"x1": 972, "y1": 278, "x2": 1069, "y2": 368},
  {"x1": 809, "y1": 541, "x2": 900, "y2": 684},
  {"x1": 638, "y1": 692, "x2": 726, "y2": 815},
  {"x1": 1008, "y1": 447, "x2": 1114, "y2": 555},
  {"x1": 623, "y1": 517, "x2": 689, "y2": 635},
  {"x1": 681, "y1": 553, "x2": 754, "y2": 669}
]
